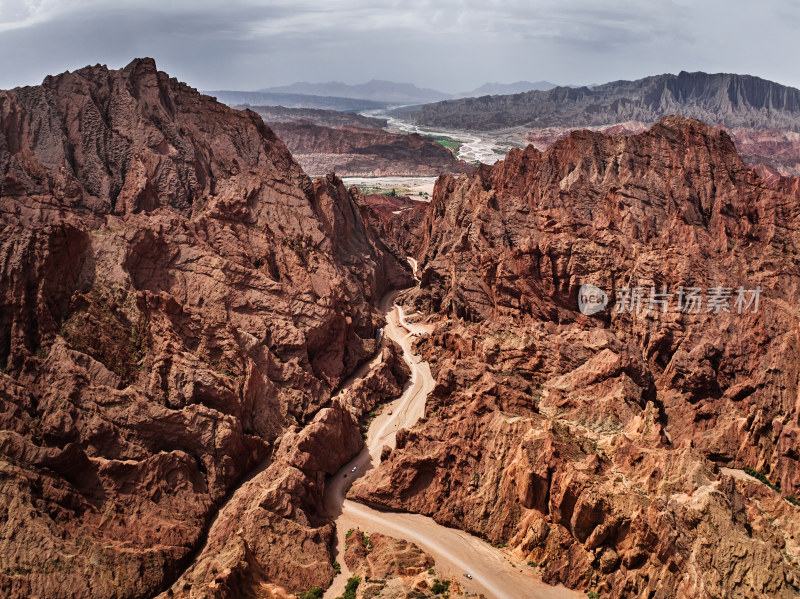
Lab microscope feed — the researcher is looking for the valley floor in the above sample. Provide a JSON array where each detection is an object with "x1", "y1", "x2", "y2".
[{"x1": 341, "y1": 176, "x2": 437, "y2": 197}]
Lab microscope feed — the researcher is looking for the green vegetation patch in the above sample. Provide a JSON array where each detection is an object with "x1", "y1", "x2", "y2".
[
  {"x1": 431, "y1": 136, "x2": 462, "y2": 155},
  {"x1": 360, "y1": 407, "x2": 381, "y2": 439},
  {"x1": 744, "y1": 466, "x2": 781, "y2": 492},
  {"x1": 337, "y1": 574, "x2": 361, "y2": 599}
]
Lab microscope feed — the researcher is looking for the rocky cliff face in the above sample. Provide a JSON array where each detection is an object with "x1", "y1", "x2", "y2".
[
  {"x1": 360, "y1": 192, "x2": 430, "y2": 260},
  {"x1": 266, "y1": 121, "x2": 474, "y2": 177},
  {"x1": 403, "y1": 71, "x2": 800, "y2": 131},
  {"x1": 352, "y1": 117, "x2": 800, "y2": 598},
  {"x1": 0, "y1": 58, "x2": 410, "y2": 598}
]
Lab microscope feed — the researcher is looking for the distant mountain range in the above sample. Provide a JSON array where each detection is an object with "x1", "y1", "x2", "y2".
[
  {"x1": 453, "y1": 80, "x2": 559, "y2": 98},
  {"x1": 209, "y1": 79, "x2": 584, "y2": 109},
  {"x1": 256, "y1": 79, "x2": 451, "y2": 105},
  {"x1": 203, "y1": 90, "x2": 389, "y2": 112},
  {"x1": 396, "y1": 71, "x2": 800, "y2": 131}
]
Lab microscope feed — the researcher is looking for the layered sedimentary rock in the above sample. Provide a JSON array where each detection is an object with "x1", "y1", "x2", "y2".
[
  {"x1": 724, "y1": 128, "x2": 800, "y2": 177},
  {"x1": 0, "y1": 58, "x2": 410, "y2": 598},
  {"x1": 266, "y1": 121, "x2": 474, "y2": 177},
  {"x1": 352, "y1": 117, "x2": 800, "y2": 598}
]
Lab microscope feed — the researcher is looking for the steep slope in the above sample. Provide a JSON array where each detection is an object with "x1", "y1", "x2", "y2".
[
  {"x1": 360, "y1": 192, "x2": 429, "y2": 260},
  {"x1": 403, "y1": 71, "x2": 800, "y2": 131},
  {"x1": 0, "y1": 58, "x2": 410, "y2": 598},
  {"x1": 352, "y1": 117, "x2": 800, "y2": 598}
]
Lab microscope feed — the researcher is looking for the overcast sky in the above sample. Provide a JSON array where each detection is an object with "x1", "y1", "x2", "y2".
[{"x1": 0, "y1": 0, "x2": 798, "y2": 93}]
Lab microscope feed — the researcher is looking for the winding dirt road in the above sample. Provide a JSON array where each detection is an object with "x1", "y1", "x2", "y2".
[{"x1": 322, "y1": 285, "x2": 579, "y2": 599}]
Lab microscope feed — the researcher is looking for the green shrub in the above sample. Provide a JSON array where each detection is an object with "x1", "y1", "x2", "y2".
[
  {"x1": 431, "y1": 579, "x2": 451, "y2": 594},
  {"x1": 743, "y1": 466, "x2": 781, "y2": 492},
  {"x1": 298, "y1": 588, "x2": 323, "y2": 599},
  {"x1": 337, "y1": 574, "x2": 361, "y2": 599},
  {"x1": 332, "y1": 560, "x2": 341, "y2": 574},
  {"x1": 431, "y1": 137, "x2": 462, "y2": 154}
]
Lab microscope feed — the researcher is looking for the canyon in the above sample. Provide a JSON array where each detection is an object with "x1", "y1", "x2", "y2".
[{"x1": 1, "y1": 58, "x2": 800, "y2": 599}]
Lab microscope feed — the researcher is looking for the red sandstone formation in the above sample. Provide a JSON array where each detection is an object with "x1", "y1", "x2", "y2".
[
  {"x1": 0, "y1": 58, "x2": 410, "y2": 598},
  {"x1": 352, "y1": 117, "x2": 800, "y2": 598},
  {"x1": 344, "y1": 528, "x2": 433, "y2": 578},
  {"x1": 343, "y1": 528, "x2": 475, "y2": 599},
  {"x1": 525, "y1": 123, "x2": 800, "y2": 177},
  {"x1": 359, "y1": 192, "x2": 431, "y2": 260}
]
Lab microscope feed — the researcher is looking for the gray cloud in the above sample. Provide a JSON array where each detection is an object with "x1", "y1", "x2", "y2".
[{"x1": 0, "y1": 0, "x2": 796, "y2": 93}]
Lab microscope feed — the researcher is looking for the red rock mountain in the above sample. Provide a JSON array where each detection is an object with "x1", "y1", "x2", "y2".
[
  {"x1": 0, "y1": 58, "x2": 410, "y2": 598},
  {"x1": 352, "y1": 117, "x2": 800, "y2": 598},
  {"x1": 525, "y1": 123, "x2": 800, "y2": 178}
]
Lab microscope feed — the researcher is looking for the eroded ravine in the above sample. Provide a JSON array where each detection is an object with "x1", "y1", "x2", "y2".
[{"x1": 322, "y1": 277, "x2": 580, "y2": 599}]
